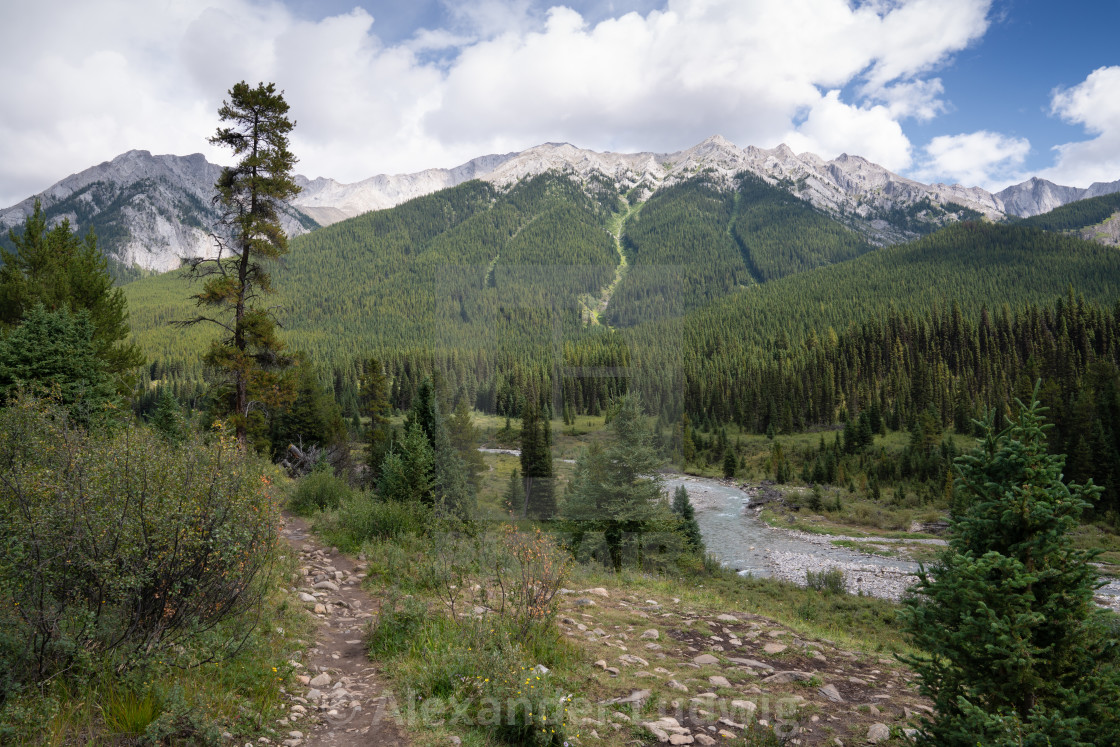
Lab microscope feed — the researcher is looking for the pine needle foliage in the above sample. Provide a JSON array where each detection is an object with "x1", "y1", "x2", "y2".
[
  {"x1": 178, "y1": 81, "x2": 299, "y2": 440},
  {"x1": 901, "y1": 388, "x2": 1120, "y2": 746}
]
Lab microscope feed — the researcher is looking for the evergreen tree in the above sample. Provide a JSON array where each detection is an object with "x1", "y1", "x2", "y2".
[
  {"x1": 0, "y1": 304, "x2": 117, "y2": 423},
  {"x1": 447, "y1": 397, "x2": 486, "y2": 491},
  {"x1": 149, "y1": 387, "x2": 187, "y2": 443},
  {"x1": 722, "y1": 448, "x2": 737, "y2": 479},
  {"x1": 404, "y1": 379, "x2": 439, "y2": 446},
  {"x1": 403, "y1": 379, "x2": 475, "y2": 518},
  {"x1": 902, "y1": 390, "x2": 1120, "y2": 746},
  {"x1": 178, "y1": 81, "x2": 299, "y2": 441},
  {"x1": 563, "y1": 393, "x2": 671, "y2": 570},
  {"x1": 362, "y1": 358, "x2": 393, "y2": 484},
  {"x1": 0, "y1": 201, "x2": 143, "y2": 385},
  {"x1": 771, "y1": 440, "x2": 789, "y2": 483},
  {"x1": 519, "y1": 400, "x2": 556, "y2": 519},
  {"x1": 377, "y1": 422, "x2": 434, "y2": 504},
  {"x1": 269, "y1": 363, "x2": 345, "y2": 459},
  {"x1": 681, "y1": 412, "x2": 696, "y2": 465},
  {"x1": 671, "y1": 484, "x2": 705, "y2": 553},
  {"x1": 504, "y1": 468, "x2": 526, "y2": 516}
]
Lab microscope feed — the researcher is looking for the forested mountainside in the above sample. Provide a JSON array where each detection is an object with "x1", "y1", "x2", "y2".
[
  {"x1": 1017, "y1": 190, "x2": 1120, "y2": 248},
  {"x1": 10, "y1": 138, "x2": 1119, "y2": 282},
  {"x1": 127, "y1": 171, "x2": 1120, "y2": 449},
  {"x1": 126, "y1": 171, "x2": 872, "y2": 375}
]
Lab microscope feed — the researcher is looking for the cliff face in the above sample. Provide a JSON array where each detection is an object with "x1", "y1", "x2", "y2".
[
  {"x1": 0, "y1": 150, "x2": 315, "y2": 273},
  {"x1": 4, "y1": 141, "x2": 1118, "y2": 273}
]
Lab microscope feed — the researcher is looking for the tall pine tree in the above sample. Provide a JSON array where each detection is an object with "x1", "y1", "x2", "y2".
[{"x1": 178, "y1": 81, "x2": 299, "y2": 441}]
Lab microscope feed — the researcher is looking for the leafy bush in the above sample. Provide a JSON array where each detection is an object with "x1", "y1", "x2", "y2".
[
  {"x1": 805, "y1": 567, "x2": 846, "y2": 595},
  {"x1": 0, "y1": 394, "x2": 281, "y2": 690},
  {"x1": 288, "y1": 466, "x2": 354, "y2": 515}
]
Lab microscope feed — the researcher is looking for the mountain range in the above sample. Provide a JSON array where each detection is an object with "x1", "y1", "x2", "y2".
[{"x1": 2, "y1": 136, "x2": 1119, "y2": 273}]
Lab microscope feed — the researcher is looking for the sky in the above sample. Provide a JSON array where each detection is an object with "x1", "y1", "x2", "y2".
[{"x1": 1, "y1": 0, "x2": 1118, "y2": 207}]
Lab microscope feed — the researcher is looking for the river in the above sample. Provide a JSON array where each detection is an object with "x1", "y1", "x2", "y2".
[
  {"x1": 480, "y1": 448, "x2": 1119, "y2": 608},
  {"x1": 666, "y1": 474, "x2": 1120, "y2": 610}
]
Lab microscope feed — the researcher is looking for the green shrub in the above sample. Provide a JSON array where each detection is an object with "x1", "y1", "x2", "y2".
[
  {"x1": 367, "y1": 595, "x2": 430, "y2": 658},
  {"x1": 0, "y1": 395, "x2": 280, "y2": 690},
  {"x1": 336, "y1": 491, "x2": 430, "y2": 542},
  {"x1": 805, "y1": 567, "x2": 846, "y2": 594},
  {"x1": 288, "y1": 467, "x2": 354, "y2": 515}
]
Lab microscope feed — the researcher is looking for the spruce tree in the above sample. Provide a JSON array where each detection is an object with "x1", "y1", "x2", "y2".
[
  {"x1": 447, "y1": 397, "x2": 486, "y2": 491},
  {"x1": 149, "y1": 387, "x2": 188, "y2": 443},
  {"x1": 671, "y1": 485, "x2": 705, "y2": 554},
  {"x1": 362, "y1": 358, "x2": 393, "y2": 484},
  {"x1": 902, "y1": 391, "x2": 1120, "y2": 746},
  {"x1": 269, "y1": 363, "x2": 345, "y2": 459},
  {"x1": 722, "y1": 448, "x2": 737, "y2": 479},
  {"x1": 377, "y1": 423, "x2": 434, "y2": 504},
  {"x1": 403, "y1": 379, "x2": 475, "y2": 518},
  {"x1": 0, "y1": 201, "x2": 143, "y2": 385},
  {"x1": 520, "y1": 401, "x2": 555, "y2": 519},
  {"x1": 178, "y1": 81, "x2": 299, "y2": 441},
  {"x1": 504, "y1": 468, "x2": 526, "y2": 516},
  {"x1": 0, "y1": 304, "x2": 117, "y2": 422},
  {"x1": 563, "y1": 393, "x2": 671, "y2": 570}
]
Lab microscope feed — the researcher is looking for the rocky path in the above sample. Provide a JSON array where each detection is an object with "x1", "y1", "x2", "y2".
[
  {"x1": 277, "y1": 515, "x2": 408, "y2": 747},
  {"x1": 555, "y1": 588, "x2": 930, "y2": 745}
]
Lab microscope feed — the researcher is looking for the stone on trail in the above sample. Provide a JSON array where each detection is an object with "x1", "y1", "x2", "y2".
[
  {"x1": 727, "y1": 657, "x2": 773, "y2": 671},
  {"x1": 601, "y1": 689, "x2": 651, "y2": 705},
  {"x1": 297, "y1": 592, "x2": 316, "y2": 603},
  {"x1": 313, "y1": 580, "x2": 339, "y2": 592},
  {"x1": 732, "y1": 700, "x2": 758, "y2": 714},
  {"x1": 762, "y1": 670, "x2": 813, "y2": 684},
  {"x1": 867, "y1": 723, "x2": 890, "y2": 743},
  {"x1": 309, "y1": 673, "x2": 331, "y2": 688},
  {"x1": 817, "y1": 683, "x2": 844, "y2": 702}
]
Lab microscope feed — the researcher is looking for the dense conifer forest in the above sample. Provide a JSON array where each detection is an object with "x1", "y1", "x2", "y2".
[{"x1": 121, "y1": 175, "x2": 1120, "y2": 514}]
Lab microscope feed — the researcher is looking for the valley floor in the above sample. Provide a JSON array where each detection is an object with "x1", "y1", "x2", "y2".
[{"x1": 283, "y1": 516, "x2": 929, "y2": 747}]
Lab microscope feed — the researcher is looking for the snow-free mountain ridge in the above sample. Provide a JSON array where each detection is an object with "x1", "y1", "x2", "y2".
[{"x1": 2, "y1": 137, "x2": 1117, "y2": 274}]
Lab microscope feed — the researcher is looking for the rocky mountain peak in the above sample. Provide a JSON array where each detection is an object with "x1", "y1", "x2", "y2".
[{"x1": 4, "y1": 137, "x2": 1118, "y2": 275}]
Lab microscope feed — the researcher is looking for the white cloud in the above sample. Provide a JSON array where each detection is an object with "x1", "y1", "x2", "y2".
[
  {"x1": 784, "y1": 91, "x2": 913, "y2": 171},
  {"x1": 0, "y1": 0, "x2": 994, "y2": 206},
  {"x1": 1040, "y1": 66, "x2": 1120, "y2": 187},
  {"x1": 913, "y1": 131, "x2": 1030, "y2": 189}
]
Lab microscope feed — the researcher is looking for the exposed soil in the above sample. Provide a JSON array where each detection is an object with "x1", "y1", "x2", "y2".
[{"x1": 278, "y1": 515, "x2": 409, "y2": 747}]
